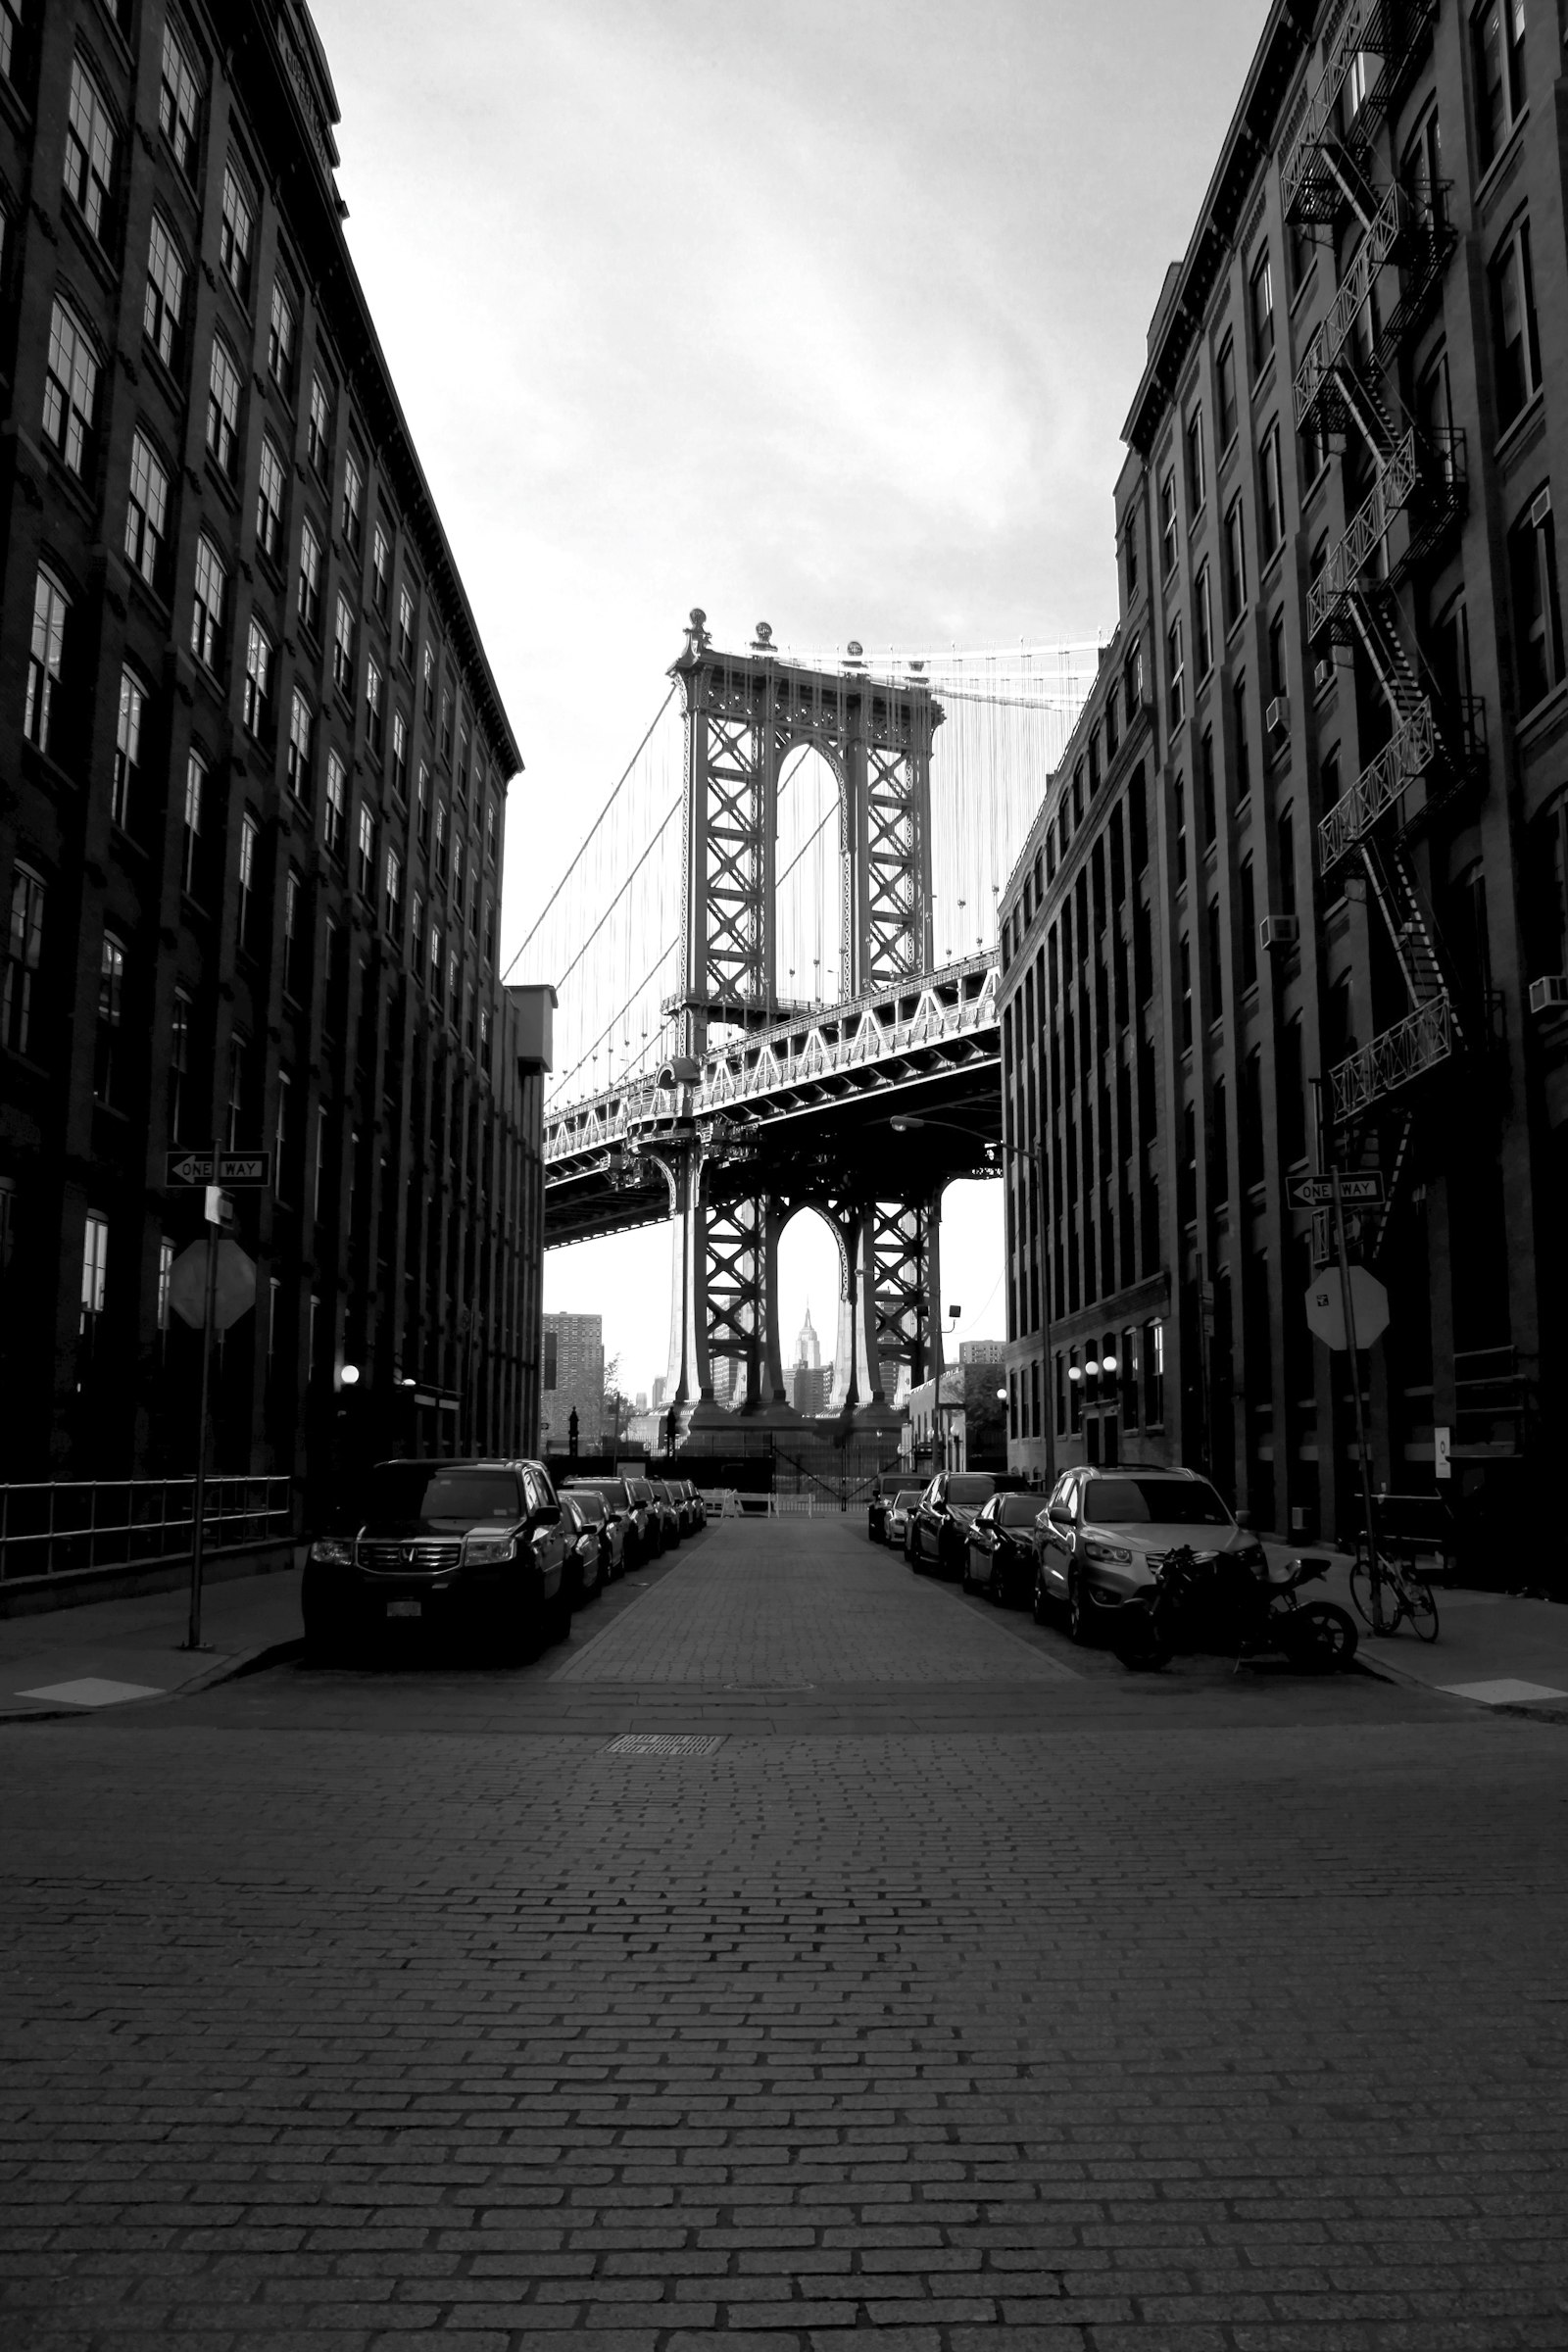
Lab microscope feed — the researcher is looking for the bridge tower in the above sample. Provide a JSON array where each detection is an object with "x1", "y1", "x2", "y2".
[{"x1": 659, "y1": 612, "x2": 947, "y2": 1438}]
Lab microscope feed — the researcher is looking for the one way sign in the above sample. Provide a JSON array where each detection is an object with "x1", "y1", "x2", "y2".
[
  {"x1": 166, "y1": 1152, "x2": 271, "y2": 1188},
  {"x1": 1287, "y1": 1171, "x2": 1385, "y2": 1208}
]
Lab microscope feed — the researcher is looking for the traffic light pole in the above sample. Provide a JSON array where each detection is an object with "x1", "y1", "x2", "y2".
[{"x1": 183, "y1": 1167, "x2": 222, "y2": 1652}]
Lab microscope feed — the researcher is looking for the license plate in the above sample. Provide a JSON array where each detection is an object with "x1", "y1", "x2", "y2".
[{"x1": 386, "y1": 1599, "x2": 422, "y2": 1619}]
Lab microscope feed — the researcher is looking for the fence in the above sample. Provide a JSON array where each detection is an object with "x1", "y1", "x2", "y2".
[{"x1": 0, "y1": 1477, "x2": 297, "y2": 1588}]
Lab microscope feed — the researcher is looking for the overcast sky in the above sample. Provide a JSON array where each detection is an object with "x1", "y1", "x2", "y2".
[{"x1": 316, "y1": 0, "x2": 1267, "y2": 1403}]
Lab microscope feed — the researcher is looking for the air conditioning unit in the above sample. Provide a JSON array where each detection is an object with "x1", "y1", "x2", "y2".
[
  {"x1": 1313, "y1": 658, "x2": 1335, "y2": 693},
  {"x1": 1266, "y1": 693, "x2": 1291, "y2": 735},
  {"x1": 1260, "y1": 913, "x2": 1300, "y2": 952},
  {"x1": 1528, "y1": 973, "x2": 1568, "y2": 1018}
]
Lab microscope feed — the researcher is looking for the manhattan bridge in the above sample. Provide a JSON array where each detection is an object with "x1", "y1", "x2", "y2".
[{"x1": 509, "y1": 612, "x2": 1098, "y2": 1443}]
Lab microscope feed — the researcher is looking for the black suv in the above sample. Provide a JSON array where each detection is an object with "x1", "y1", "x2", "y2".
[
  {"x1": 906, "y1": 1471, "x2": 997, "y2": 1578},
  {"x1": 303, "y1": 1457, "x2": 570, "y2": 1660}
]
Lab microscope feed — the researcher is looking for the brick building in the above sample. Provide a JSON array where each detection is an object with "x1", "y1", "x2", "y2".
[
  {"x1": 0, "y1": 0, "x2": 547, "y2": 1486},
  {"x1": 540, "y1": 1311, "x2": 605, "y2": 1455},
  {"x1": 1002, "y1": 0, "x2": 1563, "y2": 1544}
]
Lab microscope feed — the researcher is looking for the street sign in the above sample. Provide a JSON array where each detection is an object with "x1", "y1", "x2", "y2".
[
  {"x1": 166, "y1": 1152, "x2": 271, "y2": 1188},
  {"x1": 1435, "y1": 1424, "x2": 1451, "y2": 1480},
  {"x1": 1288, "y1": 1171, "x2": 1385, "y2": 1208},
  {"x1": 167, "y1": 1239, "x2": 257, "y2": 1333},
  {"x1": 1304, "y1": 1263, "x2": 1390, "y2": 1350}
]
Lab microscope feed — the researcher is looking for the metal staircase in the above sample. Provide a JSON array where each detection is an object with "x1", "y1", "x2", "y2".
[{"x1": 1285, "y1": 3, "x2": 1480, "y2": 1133}]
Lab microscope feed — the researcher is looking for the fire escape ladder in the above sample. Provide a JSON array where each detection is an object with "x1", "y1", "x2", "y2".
[
  {"x1": 1367, "y1": 1106, "x2": 1416, "y2": 1265},
  {"x1": 1347, "y1": 587, "x2": 1427, "y2": 727},
  {"x1": 1359, "y1": 834, "x2": 1465, "y2": 1049}
]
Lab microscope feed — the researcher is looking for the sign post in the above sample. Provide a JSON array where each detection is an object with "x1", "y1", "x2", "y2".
[
  {"x1": 171, "y1": 1152, "x2": 268, "y2": 1651},
  {"x1": 1332, "y1": 1166, "x2": 1384, "y2": 1634},
  {"x1": 185, "y1": 1169, "x2": 222, "y2": 1652}
]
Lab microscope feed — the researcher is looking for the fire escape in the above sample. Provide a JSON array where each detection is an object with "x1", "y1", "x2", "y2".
[{"x1": 1286, "y1": 3, "x2": 1487, "y2": 1249}]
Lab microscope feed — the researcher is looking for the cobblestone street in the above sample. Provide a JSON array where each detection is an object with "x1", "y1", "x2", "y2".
[{"x1": 3, "y1": 1519, "x2": 1566, "y2": 2350}]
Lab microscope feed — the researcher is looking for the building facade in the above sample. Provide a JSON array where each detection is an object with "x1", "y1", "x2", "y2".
[
  {"x1": 0, "y1": 0, "x2": 546, "y2": 1489},
  {"x1": 1003, "y1": 0, "x2": 1563, "y2": 1544},
  {"x1": 540, "y1": 1310, "x2": 604, "y2": 1454}
]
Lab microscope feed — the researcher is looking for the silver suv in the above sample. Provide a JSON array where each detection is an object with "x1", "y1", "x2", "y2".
[{"x1": 1032, "y1": 1464, "x2": 1265, "y2": 1643}]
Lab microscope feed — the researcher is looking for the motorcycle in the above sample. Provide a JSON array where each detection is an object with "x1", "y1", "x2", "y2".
[{"x1": 1109, "y1": 1544, "x2": 1358, "y2": 1674}]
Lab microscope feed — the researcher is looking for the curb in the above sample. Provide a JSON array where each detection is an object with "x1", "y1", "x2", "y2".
[{"x1": 0, "y1": 1631, "x2": 304, "y2": 1726}]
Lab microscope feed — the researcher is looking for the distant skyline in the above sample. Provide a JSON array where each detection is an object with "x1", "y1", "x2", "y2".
[{"x1": 316, "y1": 0, "x2": 1269, "y2": 1398}]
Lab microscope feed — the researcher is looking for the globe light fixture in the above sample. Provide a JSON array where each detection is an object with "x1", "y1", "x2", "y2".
[{"x1": 339, "y1": 1362, "x2": 361, "y2": 1388}]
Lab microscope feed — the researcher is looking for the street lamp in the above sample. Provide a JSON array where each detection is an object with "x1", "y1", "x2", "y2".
[{"x1": 889, "y1": 1111, "x2": 1055, "y2": 1481}]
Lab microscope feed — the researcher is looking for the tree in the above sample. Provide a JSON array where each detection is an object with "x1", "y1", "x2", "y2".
[{"x1": 601, "y1": 1355, "x2": 635, "y2": 1450}]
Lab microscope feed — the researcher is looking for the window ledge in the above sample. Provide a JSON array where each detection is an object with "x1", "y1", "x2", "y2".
[
  {"x1": 1475, "y1": 109, "x2": 1529, "y2": 209},
  {"x1": 1516, "y1": 676, "x2": 1568, "y2": 752},
  {"x1": 1250, "y1": 351, "x2": 1277, "y2": 405},
  {"x1": 1494, "y1": 386, "x2": 1545, "y2": 466},
  {"x1": 1289, "y1": 259, "x2": 1319, "y2": 318}
]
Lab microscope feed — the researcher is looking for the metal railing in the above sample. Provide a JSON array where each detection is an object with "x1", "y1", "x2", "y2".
[
  {"x1": 1329, "y1": 993, "x2": 1453, "y2": 1121},
  {"x1": 1319, "y1": 701, "x2": 1435, "y2": 870},
  {"x1": 1307, "y1": 430, "x2": 1420, "y2": 641},
  {"x1": 0, "y1": 1476, "x2": 296, "y2": 1586}
]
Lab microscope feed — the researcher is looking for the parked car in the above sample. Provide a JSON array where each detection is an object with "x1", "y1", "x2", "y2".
[
  {"x1": 867, "y1": 1489, "x2": 889, "y2": 1543},
  {"x1": 560, "y1": 1493, "x2": 606, "y2": 1605},
  {"x1": 564, "y1": 1477, "x2": 640, "y2": 1570},
  {"x1": 648, "y1": 1479, "x2": 683, "y2": 1548},
  {"x1": 667, "y1": 1478, "x2": 698, "y2": 1537},
  {"x1": 684, "y1": 1481, "x2": 708, "y2": 1529},
  {"x1": 1031, "y1": 1464, "x2": 1266, "y2": 1643},
  {"x1": 302, "y1": 1456, "x2": 570, "y2": 1661},
  {"x1": 906, "y1": 1472, "x2": 997, "y2": 1577},
  {"x1": 961, "y1": 1492, "x2": 1042, "y2": 1605},
  {"x1": 883, "y1": 1488, "x2": 924, "y2": 1548},
  {"x1": 624, "y1": 1476, "x2": 664, "y2": 1557}
]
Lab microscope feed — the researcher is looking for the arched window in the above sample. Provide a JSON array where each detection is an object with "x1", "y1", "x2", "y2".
[{"x1": 94, "y1": 932, "x2": 125, "y2": 1105}]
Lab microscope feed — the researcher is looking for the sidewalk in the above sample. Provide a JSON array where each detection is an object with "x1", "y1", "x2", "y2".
[
  {"x1": 0, "y1": 1560, "x2": 303, "y2": 1721},
  {"x1": 1262, "y1": 1538, "x2": 1568, "y2": 1717}
]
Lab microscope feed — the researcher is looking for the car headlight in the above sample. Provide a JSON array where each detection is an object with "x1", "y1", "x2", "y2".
[
  {"x1": 309, "y1": 1537, "x2": 353, "y2": 1565},
  {"x1": 466, "y1": 1536, "x2": 517, "y2": 1564},
  {"x1": 1084, "y1": 1541, "x2": 1133, "y2": 1564}
]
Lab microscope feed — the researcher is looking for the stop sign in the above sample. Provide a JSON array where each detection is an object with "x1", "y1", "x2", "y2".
[
  {"x1": 1303, "y1": 1263, "x2": 1390, "y2": 1351},
  {"x1": 168, "y1": 1239, "x2": 257, "y2": 1334}
]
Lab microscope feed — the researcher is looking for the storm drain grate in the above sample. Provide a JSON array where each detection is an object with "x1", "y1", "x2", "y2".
[{"x1": 604, "y1": 1733, "x2": 725, "y2": 1757}]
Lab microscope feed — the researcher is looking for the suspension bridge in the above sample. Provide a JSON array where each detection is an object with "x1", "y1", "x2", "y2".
[{"x1": 507, "y1": 612, "x2": 1099, "y2": 1442}]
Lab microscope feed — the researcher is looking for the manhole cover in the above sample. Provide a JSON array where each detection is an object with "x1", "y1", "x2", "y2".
[{"x1": 604, "y1": 1733, "x2": 725, "y2": 1756}]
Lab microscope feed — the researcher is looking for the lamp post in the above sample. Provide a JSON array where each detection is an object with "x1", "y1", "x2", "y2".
[{"x1": 888, "y1": 1114, "x2": 1055, "y2": 1484}]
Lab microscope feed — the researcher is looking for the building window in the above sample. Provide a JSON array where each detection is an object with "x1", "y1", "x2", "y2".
[
  {"x1": 356, "y1": 803, "x2": 375, "y2": 899},
  {"x1": 384, "y1": 847, "x2": 403, "y2": 936},
  {"x1": 144, "y1": 214, "x2": 186, "y2": 369},
  {"x1": 243, "y1": 618, "x2": 272, "y2": 740},
  {"x1": 1175, "y1": 775, "x2": 1188, "y2": 883},
  {"x1": 226, "y1": 1032, "x2": 248, "y2": 1150},
  {"x1": 256, "y1": 435, "x2": 286, "y2": 561},
  {"x1": 483, "y1": 894, "x2": 495, "y2": 965},
  {"x1": 1277, "y1": 804, "x2": 1297, "y2": 918},
  {"x1": 391, "y1": 710, "x2": 410, "y2": 801},
  {"x1": 1196, "y1": 562, "x2": 1213, "y2": 678},
  {"x1": 81, "y1": 1212, "x2": 109, "y2": 1328},
  {"x1": 398, "y1": 582, "x2": 416, "y2": 667},
  {"x1": 24, "y1": 566, "x2": 70, "y2": 755},
  {"x1": 485, "y1": 796, "x2": 498, "y2": 864},
  {"x1": 1159, "y1": 466, "x2": 1178, "y2": 574},
  {"x1": 1250, "y1": 244, "x2": 1275, "y2": 375},
  {"x1": 440, "y1": 685, "x2": 454, "y2": 761},
  {"x1": 1223, "y1": 495, "x2": 1247, "y2": 625},
  {"x1": 1240, "y1": 857, "x2": 1257, "y2": 987},
  {"x1": 158, "y1": 16, "x2": 201, "y2": 178},
  {"x1": 422, "y1": 641, "x2": 436, "y2": 719},
  {"x1": 433, "y1": 796, "x2": 447, "y2": 874},
  {"x1": 4, "y1": 864, "x2": 45, "y2": 1056},
  {"x1": 124, "y1": 431, "x2": 170, "y2": 591},
  {"x1": 297, "y1": 518, "x2": 322, "y2": 636},
  {"x1": 451, "y1": 833, "x2": 465, "y2": 922},
  {"x1": 365, "y1": 655, "x2": 385, "y2": 758},
  {"x1": 1200, "y1": 726, "x2": 1217, "y2": 844},
  {"x1": 282, "y1": 867, "x2": 305, "y2": 1001},
  {"x1": 417, "y1": 763, "x2": 432, "y2": 853},
  {"x1": 274, "y1": 1073, "x2": 293, "y2": 1204},
  {"x1": 190, "y1": 536, "x2": 226, "y2": 671},
  {"x1": 65, "y1": 62, "x2": 118, "y2": 248},
  {"x1": 169, "y1": 987, "x2": 192, "y2": 1140},
  {"x1": 1211, "y1": 1076, "x2": 1228, "y2": 1207},
  {"x1": 1207, "y1": 896, "x2": 1223, "y2": 1017},
  {"x1": 236, "y1": 810, "x2": 260, "y2": 954},
  {"x1": 371, "y1": 523, "x2": 391, "y2": 614},
  {"x1": 1490, "y1": 216, "x2": 1541, "y2": 432},
  {"x1": 1167, "y1": 617, "x2": 1185, "y2": 729},
  {"x1": 1474, "y1": 0, "x2": 1527, "y2": 172},
  {"x1": 112, "y1": 668, "x2": 143, "y2": 831},
  {"x1": 332, "y1": 594, "x2": 354, "y2": 692},
  {"x1": 181, "y1": 750, "x2": 205, "y2": 896},
  {"x1": 324, "y1": 750, "x2": 348, "y2": 859},
  {"x1": 285, "y1": 689, "x2": 314, "y2": 804},
  {"x1": 268, "y1": 275, "x2": 296, "y2": 392},
  {"x1": 1179, "y1": 934, "x2": 1193, "y2": 1050},
  {"x1": 1510, "y1": 487, "x2": 1565, "y2": 710},
  {"x1": 308, "y1": 374, "x2": 331, "y2": 475},
  {"x1": 1143, "y1": 1318, "x2": 1164, "y2": 1425},
  {"x1": 95, "y1": 933, "x2": 124, "y2": 1104},
  {"x1": 341, "y1": 449, "x2": 364, "y2": 551},
  {"x1": 206, "y1": 334, "x2": 241, "y2": 477},
  {"x1": 42, "y1": 299, "x2": 98, "y2": 477},
  {"x1": 1258, "y1": 422, "x2": 1284, "y2": 560},
  {"x1": 429, "y1": 921, "x2": 442, "y2": 1005},
  {"x1": 159, "y1": 1237, "x2": 175, "y2": 1341},
  {"x1": 448, "y1": 946, "x2": 459, "y2": 1010},
  {"x1": 1185, "y1": 405, "x2": 1204, "y2": 514},
  {"x1": 219, "y1": 160, "x2": 255, "y2": 301},
  {"x1": 1122, "y1": 512, "x2": 1139, "y2": 604},
  {"x1": 1216, "y1": 335, "x2": 1237, "y2": 450}
]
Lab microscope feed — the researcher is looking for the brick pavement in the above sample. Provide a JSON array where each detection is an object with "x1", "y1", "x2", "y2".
[{"x1": 1, "y1": 1519, "x2": 1565, "y2": 2350}]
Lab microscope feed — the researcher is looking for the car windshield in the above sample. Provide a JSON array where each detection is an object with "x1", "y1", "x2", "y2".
[
  {"x1": 895, "y1": 1491, "x2": 923, "y2": 1509},
  {"x1": 574, "y1": 1481, "x2": 628, "y2": 1508},
  {"x1": 362, "y1": 1466, "x2": 523, "y2": 1527},
  {"x1": 1086, "y1": 1477, "x2": 1233, "y2": 1527},
  {"x1": 998, "y1": 1496, "x2": 1039, "y2": 1527},
  {"x1": 571, "y1": 1494, "x2": 607, "y2": 1523},
  {"x1": 948, "y1": 1476, "x2": 995, "y2": 1505}
]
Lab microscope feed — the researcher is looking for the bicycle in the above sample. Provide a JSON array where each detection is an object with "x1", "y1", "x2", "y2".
[{"x1": 1348, "y1": 1536, "x2": 1440, "y2": 1642}]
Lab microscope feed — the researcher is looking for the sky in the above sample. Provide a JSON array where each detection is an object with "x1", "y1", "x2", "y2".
[{"x1": 315, "y1": 0, "x2": 1267, "y2": 1403}]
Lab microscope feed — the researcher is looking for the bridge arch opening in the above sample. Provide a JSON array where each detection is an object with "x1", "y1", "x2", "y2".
[
  {"x1": 775, "y1": 1201, "x2": 844, "y2": 1417},
  {"x1": 774, "y1": 744, "x2": 843, "y2": 1010}
]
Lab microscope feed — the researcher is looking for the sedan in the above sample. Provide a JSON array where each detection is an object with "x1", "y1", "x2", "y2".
[
  {"x1": 906, "y1": 1472, "x2": 997, "y2": 1578},
  {"x1": 961, "y1": 1492, "x2": 1043, "y2": 1605},
  {"x1": 564, "y1": 1478, "x2": 640, "y2": 1570},
  {"x1": 560, "y1": 1492, "x2": 610, "y2": 1600},
  {"x1": 883, "y1": 1489, "x2": 924, "y2": 1549}
]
